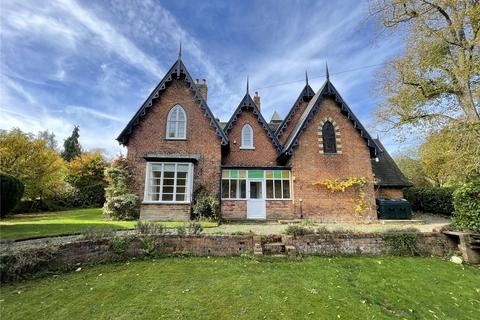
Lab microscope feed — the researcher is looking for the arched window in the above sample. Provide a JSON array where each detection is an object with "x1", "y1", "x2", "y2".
[
  {"x1": 322, "y1": 121, "x2": 337, "y2": 154},
  {"x1": 166, "y1": 105, "x2": 186, "y2": 139},
  {"x1": 241, "y1": 124, "x2": 254, "y2": 149}
]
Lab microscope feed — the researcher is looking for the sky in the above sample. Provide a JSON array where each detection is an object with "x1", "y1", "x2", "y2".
[{"x1": 1, "y1": 0, "x2": 407, "y2": 157}]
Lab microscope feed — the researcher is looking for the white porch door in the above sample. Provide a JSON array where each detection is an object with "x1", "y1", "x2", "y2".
[{"x1": 247, "y1": 180, "x2": 266, "y2": 219}]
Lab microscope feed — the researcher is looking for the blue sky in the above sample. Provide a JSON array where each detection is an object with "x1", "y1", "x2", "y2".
[{"x1": 1, "y1": 0, "x2": 407, "y2": 157}]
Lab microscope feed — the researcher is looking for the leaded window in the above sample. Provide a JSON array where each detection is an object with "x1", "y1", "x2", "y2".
[{"x1": 322, "y1": 121, "x2": 337, "y2": 154}]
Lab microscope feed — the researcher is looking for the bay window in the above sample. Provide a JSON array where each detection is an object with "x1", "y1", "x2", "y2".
[{"x1": 144, "y1": 162, "x2": 193, "y2": 203}]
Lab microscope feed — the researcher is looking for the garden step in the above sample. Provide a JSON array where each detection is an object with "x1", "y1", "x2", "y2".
[
  {"x1": 254, "y1": 243, "x2": 263, "y2": 256},
  {"x1": 263, "y1": 242, "x2": 285, "y2": 255}
]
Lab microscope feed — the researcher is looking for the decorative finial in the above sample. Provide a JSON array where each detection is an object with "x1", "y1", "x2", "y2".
[
  {"x1": 326, "y1": 61, "x2": 330, "y2": 80},
  {"x1": 246, "y1": 76, "x2": 249, "y2": 94},
  {"x1": 305, "y1": 69, "x2": 309, "y2": 86},
  {"x1": 178, "y1": 40, "x2": 182, "y2": 59}
]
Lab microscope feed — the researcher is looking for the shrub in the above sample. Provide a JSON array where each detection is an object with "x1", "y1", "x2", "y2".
[
  {"x1": 0, "y1": 246, "x2": 58, "y2": 282},
  {"x1": 136, "y1": 221, "x2": 165, "y2": 235},
  {"x1": 300, "y1": 219, "x2": 317, "y2": 227},
  {"x1": 176, "y1": 225, "x2": 186, "y2": 235},
  {"x1": 452, "y1": 179, "x2": 480, "y2": 233},
  {"x1": 284, "y1": 225, "x2": 314, "y2": 236},
  {"x1": 139, "y1": 235, "x2": 156, "y2": 256},
  {"x1": 103, "y1": 156, "x2": 140, "y2": 220},
  {"x1": 0, "y1": 173, "x2": 24, "y2": 218},
  {"x1": 383, "y1": 229, "x2": 423, "y2": 256},
  {"x1": 192, "y1": 186, "x2": 220, "y2": 221},
  {"x1": 403, "y1": 186, "x2": 454, "y2": 215},
  {"x1": 81, "y1": 227, "x2": 116, "y2": 240},
  {"x1": 188, "y1": 222, "x2": 203, "y2": 235},
  {"x1": 108, "y1": 235, "x2": 133, "y2": 256}
]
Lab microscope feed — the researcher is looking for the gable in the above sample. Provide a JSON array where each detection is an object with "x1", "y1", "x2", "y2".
[
  {"x1": 224, "y1": 94, "x2": 282, "y2": 152},
  {"x1": 117, "y1": 58, "x2": 228, "y2": 146},
  {"x1": 279, "y1": 80, "x2": 381, "y2": 161},
  {"x1": 275, "y1": 84, "x2": 315, "y2": 144}
]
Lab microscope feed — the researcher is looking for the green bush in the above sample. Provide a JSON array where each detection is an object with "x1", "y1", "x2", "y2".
[
  {"x1": 383, "y1": 229, "x2": 423, "y2": 256},
  {"x1": 139, "y1": 235, "x2": 156, "y2": 256},
  {"x1": 403, "y1": 186, "x2": 454, "y2": 215},
  {"x1": 136, "y1": 221, "x2": 165, "y2": 235},
  {"x1": 108, "y1": 235, "x2": 133, "y2": 256},
  {"x1": 284, "y1": 225, "x2": 314, "y2": 236},
  {"x1": 452, "y1": 180, "x2": 480, "y2": 233},
  {"x1": 103, "y1": 156, "x2": 140, "y2": 220},
  {"x1": 0, "y1": 173, "x2": 24, "y2": 218},
  {"x1": 176, "y1": 225, "x2": 186, "y2": 235},
  {"x1": 188, "y1": 222, "x2": 203, "y2": 235},
  {"x1": 0, "y1": 246, "x2": 58, "y2": 282},
  {"x1": 192, "y1": 186, "x2": 220, "y2": 221}
]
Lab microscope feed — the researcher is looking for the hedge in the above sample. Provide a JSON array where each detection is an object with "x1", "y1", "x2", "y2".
[
  {"x1": 452, "y1": 180, "x2": 480, "y2": 233},
  {"x1": 403, "y1": 186, "x2": 454, "y2": 216},
  {"x1": 0, "y1": 173, "x2": 24, "y2": 218}
]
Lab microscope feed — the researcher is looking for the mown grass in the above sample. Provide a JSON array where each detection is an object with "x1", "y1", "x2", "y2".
[
  {"x1": 0, "y1": 208, "x2": 217, "y2": 241},
  {"x1": 1, "y1": 257, "x2": 479, "y2": 319}
]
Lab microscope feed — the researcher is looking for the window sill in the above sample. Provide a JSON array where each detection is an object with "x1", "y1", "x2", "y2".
[
  {"x1": 164, "y1": 138, "x2": 187, "y2": 141},
  {"x1": 240, "y1": 146, "x2": 255, "y2": 150}
]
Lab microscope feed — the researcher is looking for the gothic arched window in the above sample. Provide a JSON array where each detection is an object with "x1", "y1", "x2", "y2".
[
  {"x1": 241, "y1": 124, "x2": 254, "y2": 148},
  {"x1": 322, "y1": 121, "x2": 337, "y2": 154},
  {"x1": 166, "y1": 105, "x2": 186, "y2": 139}
]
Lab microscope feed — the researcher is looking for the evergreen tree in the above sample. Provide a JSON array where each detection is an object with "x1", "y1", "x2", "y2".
[{"x1": 62, "y1": 126, "x2": 82, "y2": 161}]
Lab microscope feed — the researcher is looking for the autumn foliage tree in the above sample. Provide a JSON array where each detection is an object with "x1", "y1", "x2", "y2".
[
  {"x1": 66, "y1": 152, "x2": 108, "y2": 207},
  {"x1": 0, "y1": 128, "x2": 65, "y2": 202}
]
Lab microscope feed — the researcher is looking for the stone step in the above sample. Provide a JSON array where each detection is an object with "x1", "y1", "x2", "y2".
[
  {"x1": 263, "y1": 242, "x2": 285, "y2": 255},
  {"x1": 253, "y1": 243, "x2": 263, "y2": 256}
]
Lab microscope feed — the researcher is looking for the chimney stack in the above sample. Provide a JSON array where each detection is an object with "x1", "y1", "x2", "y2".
[
  {"x1": 195, "y1": 79, "x2": 208, "y2": 101},
  {"x1": 253, "y1": 91, "x2": 261, "y2": 110}
]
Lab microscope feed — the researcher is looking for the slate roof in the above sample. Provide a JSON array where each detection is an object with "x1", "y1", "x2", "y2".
[
  {"x1": 116, "y1": 56, "x2": 228, "y2": 146},
  {"x1": 275, "y1": 84, "x2": 315, "y2": 139},
  {"x1": 372, "y1": 139, "x2": 412, "y2": 187},
  {"x1": 224, "y1": 93, "x2": 282, "y2": 152},
  {"x1": 279, "y1": 79, "x2": 381, "y2": 160}
]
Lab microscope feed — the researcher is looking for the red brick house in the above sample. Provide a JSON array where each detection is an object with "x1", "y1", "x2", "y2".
[{"x1": 117, "y1": 52, "x2": 410, "y2": 222}]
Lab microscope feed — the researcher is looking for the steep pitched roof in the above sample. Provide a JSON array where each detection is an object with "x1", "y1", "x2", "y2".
[
  {"x1": 279, "y1": 79, "x2": 381, "y2": 160},
  {"x1": 224, "y1": 93, "x2": 282, "y2": 152},
  {"x1": 270, "y1": 111, "x2": 282, "y2": 122},
  {"x1": 116, "y1": 57, "x2": 228, "y2": 146},
  {"x1": 275, "y1": 84, "x2": 315, "y2": 139},
  {"x1": 372, "y1": 139, "x2": 412, "y2": 187}
]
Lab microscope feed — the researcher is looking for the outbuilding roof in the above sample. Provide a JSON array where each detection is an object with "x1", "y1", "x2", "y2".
[{"x1": 372, "y1": 139, "x2": 412, "y2": 187}]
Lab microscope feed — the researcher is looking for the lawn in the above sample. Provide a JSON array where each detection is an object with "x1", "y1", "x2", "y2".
[
  {"x1": 0, "y1": 257, "x2": 478, "y2": 319},
  {"x1": 0, "y1": 208, "x2": 217, "y2": 241}
]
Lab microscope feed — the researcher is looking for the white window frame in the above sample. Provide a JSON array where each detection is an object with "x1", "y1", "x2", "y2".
[
  {"x1": 221, "y1": 170, "x2": 292, "y2": 201},
  {"x1": 240, "y1": 124, "x2": 254, "y2": 149},
  {"x1": 143, "y1": 162, "x2": 193, "y2": 204},
  {"x1": 166, "y1": 105, "x2": 187, "y2": 140}
]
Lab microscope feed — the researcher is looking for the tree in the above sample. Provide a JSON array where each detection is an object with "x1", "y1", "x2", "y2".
[
  {"x1": 394, "y1": 154, "x2": 433, "y2": 187},
  {"x1": 370, "y1": 0, "x2": 479, "y2": 129},
  {"x1": 420, "y1": 127, "x2": 480, "y2": 185},
  {"x1": 37, "y1": 130, "x2": 58, "y2": 151},
  {"x1": 66, "y1": 152, "x2": 107, "y2": 207},
  {"x1": 0, "y1": 128, "x2": 65, "y2": 200},
  {"x1": 62, "y1": 125, "x2": 82, "y2": 161},
  {"x1": 0, "y1": 173, "x2": 24, "y2": 218}
]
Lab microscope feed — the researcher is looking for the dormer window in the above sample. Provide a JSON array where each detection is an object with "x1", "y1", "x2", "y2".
[
  {"x1": 166, "y1": 105, "x2": 186, "y2": 139},
  {"x1": 241, "y1": 124, "x2": 254, "y2": 149}
]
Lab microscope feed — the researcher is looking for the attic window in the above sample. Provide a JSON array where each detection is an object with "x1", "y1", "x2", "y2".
[
  {"x1": 166, "y1": 105, "x2": 186, "y2": 139},
  {"x1": 241, "y1": 124, "x2": 254, "y2": 149},
  {"x1": 322, "y1": 121, "x2": 337, "y2": 154}
]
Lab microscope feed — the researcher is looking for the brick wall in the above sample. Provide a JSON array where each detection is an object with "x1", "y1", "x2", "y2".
[
  {"x1": 222, "y1": 200, "x2": 247, "y2": 220},
  {"x1": 223, "y1": 111, "x2": 278, "y2": 166},
  {"x1": 267, "y1": 200, "x2": 295, "y2": 219},
  {"x1": 278, "y1": 100, "x2": 309, "y2": 145},
  {"x1": 125, "y1": 78, "x2": 222, "y2": 220},
  {"x1": 377, "y1": 187, "x2": 404, "y2": 199},
  {"x1": 290, "y1": 98, "x2": 377, "y2": 222},
  {"x1": 141, "y1": 204, "x2": 190, "y2": 221}
]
